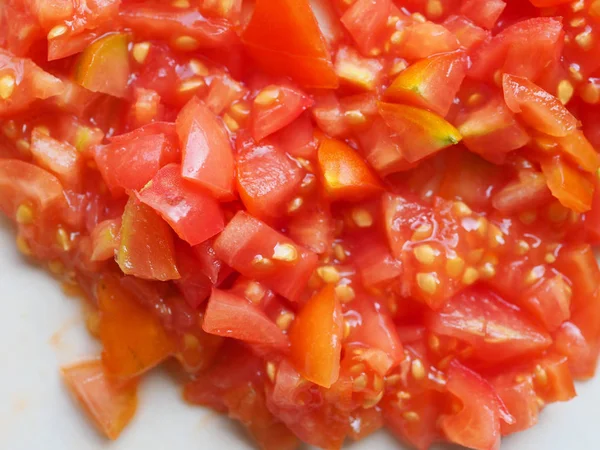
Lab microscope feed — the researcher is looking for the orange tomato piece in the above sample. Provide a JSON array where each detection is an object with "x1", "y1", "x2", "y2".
[
  {"x1": 98, "y1": 275, "x2": 176, "y2": 378},
  {"x1": 61, "y1": 359, "x2": 138, "y2": 440},
  {"x1": 75, "y1": 33, "x2": 130, "y2": 98},
  {"x1": 554, "y1": 130, "x2": 600, "y2": 174},
  {"x1": 241, "y1": 0, "x2": 338, "y2": 88},
  {"x1": 289, "y1": 285, "x2": 343, "y2": 388},
  {"x1": 378, "y1": 102, "x2": 462, "y2": 163},
  {"x1": 541, "y1": 156, "x2": 594, "y2": 213},
  {"x1": 117, "y1": 197, "x2": 180, "y2": 281},
  {"x1": 385, "y1": 50, "x2": 468, "y2": 116},
  {"x1": 317, "y1": 137, "x2": 383, "y2": 201}
]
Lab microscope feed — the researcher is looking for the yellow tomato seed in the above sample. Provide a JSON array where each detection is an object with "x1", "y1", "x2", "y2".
[
  {"x1": 335, "y1": 284, "x2": 356, "y2": 303},
  {"x1": 0, "y1": 74, "x2": 16, "y2": 100},
  {"x1": 416, "y1": 273, "x2": 438, "y2": 295},
  {"x1": 132, "y1": 42, "x2": 151, "y2": 64},
  {"x1": 462, "y1": 267, "x2": 479, "y2": 285},
  {"x1": 413, "y1": 244, "x2": 437, "y2": 265},
  {"x1": 276, "y1": 312, "x2": 295, "y2": 331},
  {"x1": 174, "y1": 36, "x2": 200, "y2": 51},
  {"x1": 402, "y1": 411, "x2": 420, "y2": 422},
  {"x1": 16, "y1": 235, "x2": 32, "y2": 256},
  {"x1": 411, "y1": 359, "x2": 426, "y2": 380},
  {"x1": 254, "y1": 87, "x2": 281, "y2": 106},
  {"x1": 272, "y1": 243, "x2": 298, "y2": 262},
  {"x1": 351, "y1": 208, "x2": 373, "y2": 228},
  {"x1": 15, "y1": 203, "x2": 34, "y2": 225},
  {"x1": 317, "y1": 266, "x2": 341, "y2": 284},
  {"x1": 47, "y1": 25, "x2": 68, "y2": 40},
  {"x1": 557, "y1": 79, "x2": 574, "y2": 105},
  {"x1": 266, "y1": 361, "x2": 277, "y2": 383}
]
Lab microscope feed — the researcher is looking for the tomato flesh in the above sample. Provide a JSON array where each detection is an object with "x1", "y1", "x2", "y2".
[{"x1": 3, "y1": 1, "x2": 600, "y2": 449}]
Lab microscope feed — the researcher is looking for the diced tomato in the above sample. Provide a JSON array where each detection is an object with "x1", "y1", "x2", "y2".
[
  {"x1": 541, "y1": 156, "x2": 594, "y2": 213},
  {"x1": 289, "y1": 285, "x2": 343, "y2": 387},
  {"x1": 443, "y1": 15, "x2": 489, "y2": 50},
  {"x1": 351, "y1": 233, "x2": 402, "y2": 286},
  {"x1": 137, "y1": 164, "x2": 224, "y2": 246},
  {"x1": 492, "y1": 170, "x2": 552, "y2": 214},
  {"x1": 457, "y1": 95, "x2": 530, "y2": 163},
  {"x1": 61, "y1": 359, "x2": 138, "y2": 440},
  {"x1": 340, "y1": 0, "x2": 391, "y2": 55},
  {"x1": 503, "y1": 74, "x2": 577, "y2": 137},
  {"x1": 459, "y1": 0, "x2": 506, "y2": 30},
  {"x1": 470, "y1": 17, "x2": 563, "y2": 82},
  {"x1": 520, "y1": 274, "x2": 571, "y2": 331},
  {"x1": 176, "y1": 97, "x2": 235, "y2": 200},
  {"x1": 287, "y1": 206, "x2": 333, "y2": 255},
  {"x1": 428, "y1": 287, "x2": 552, "y2": 363},
  {"x1": 236, "y1": 141, "x2": 303, "y2": 219},
  {"x1": 275, "y1": 112, "x2": 318, "y2": 159},
  {"x1": 90, "y1": 219, "x2": 121, "y2": 262},
  {"x1": 117, "y1": 197, "x2": 180, "y2": 281},
  {"x1": 0, "y1": 159, "x2": 65, "y2": 219},
  {"x1": 334, "y1": 46, "x2": 384, "y2": 92},
  {"x1": 118, "y1": 4, "x2": 237, "y2": 49},
  {"x1": 441, "y1": 361, "x2": 513, "y2": 450},
  {"x1": 203, "y1": 288, "x2": 289, "y2": 350},
  {"x1": 492, "y1": 374, "x2": 539, "y2": 436},
  {"x1": 553, "y1": 130, "x2": 600, "y2": 174},
  {"x1": 75, "y1": 33, "x2": 130, "y2": 98},
  {"x1": 30, "y1": 129, "x2": 82, "y2": 188},
  {"x1": 242, "y1": 0, "x2": 338, "y2": 88},
  {"x1": 0, "y1": 49, "x2": 64, "y2": 117},
  {"x1": 317, "y1": 137, "x2": 383, "y2": 201},
  {"x1": 214, "y1": 211, "x2": 318, "y2": 301},
  {"x1": 98, "y1": 276, "x2": 175, "y2": 378},
  {"x1": 173, "y1": 242, "x2": 212, "y2": 309},
  {"x1": 251, "y1": 85, "x2": 313, "y2": 142},
  {"x1": 379, "y1": 102, "x2": 462, "y2": 163},
  {"x1": 385, "y1": 50, "x2": 468, "y2": 116},
  {"x1": 395, "y1": 22, "x2": 460, "y2": 60}
]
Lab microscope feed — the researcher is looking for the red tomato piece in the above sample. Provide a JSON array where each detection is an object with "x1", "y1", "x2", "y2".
[
  {"x1": 428, "y1": 287, "x2": 552, "y2": 363},
  {"x1": 176, "y1": 97, "x2": 235, "y2": 200},
  {"x1": 173, "y1": 242, "x2": 212, "y2": 309},
  {"x1": 385, "y1": 50, "x2": 468, "y2": 116},
  {"x1": 203, "y1": 288, "x2": 289, "y2": 350},
  {"x1": 61, "y1": 359, "x2": 138, "y2": 440},
  {"x1": 118, "y1": 4, "x2": 237, "y2": 48},
  {"x1": 236, "y1": 141, "x2": 303, "y2": 219},
  {"x1": 457, "y1": 95, "x2": 530, "y2": 163},
  {"x1": 0, "y1": 159, "x2": 65, "y2": 219},
  {"x1": 275, "y1": 112, "x2": 317, "y2": 159},
  {"x1": 340, "y1": 0, "x2": 392, "y2": 55},
  {"x1": 90, "y1": 219, "x2": 121, "y2": 262},
  {"x1": 351, "y1": 233, "x2": 402, "y2": 287},
  {"x1": 443, "y1": 15, "x2": 489, "y2": 50},
  {"x1": 242, "y1": 0, "x2": 338, "y2": 88},
  {"x1": 317, "y1": 137, "x2": 383, "y2": 201},
  {"x1": 287, "y1": 206, "x2": 333, "y2": 255},
  {"x1": 289, "y1": 285, "x2": 343, "y2": 388},
  {"x1": 492, "y1": 375, "x2": 539, "y2": 436},
  {"x1": 459, "y1": 0, "x2": 506, "y2": 30},
  {"x1": 251, "y1": 85, "x2": 312, "y2": 142},
  {"x1": 378, "y1": 102, "x2": 462, "y2": 163},
  {"x1": 441, "y1": 361, "x2": 513, "y2": 450},
  {"x1": 520, "y1": 274, "x2": 571, "y2": 331},
  {"x1": 214, "y1": 211, "x2": 318, "y2": 302},
  {"x1": 334, "y1": 46, "x2": 384, "y2": 92},
  {"x1": 98, "y1": 276, "x2": 176, "y2": 378},
  {"x1": 503, "y1": 74, "x2": 577, "y2": 137},
  {"x1": 553, "y1": 130, "x2": 600, "y2": 174},
  {"x1": 491, "y1": 170, "x2": 552, "y2": 214},
  {"x1": 541, "y1": 156, "x2": 594, "y2": 213},
  {"x1": 395, "y1": 22, "x2": 460, "y2": 60},
  {"x1": 117, "y1": 197, "x2": 180, "y2": 281},
  {"x1": 137, "y1": 164, "x2": 224, "y2": 246}
]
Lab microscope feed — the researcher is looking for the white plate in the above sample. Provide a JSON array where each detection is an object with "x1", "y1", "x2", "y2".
[{"x1": 0, "y1": 216, "x2": 598, "y2": 450}]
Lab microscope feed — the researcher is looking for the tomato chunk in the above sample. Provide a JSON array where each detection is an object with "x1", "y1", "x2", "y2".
[
  {"x1": 289, "y1": 285, "x2": 343, "y2": 387},
  {"x1": 61, "y1": 359, "x2": 138, "y2": 440},
  {"x1": 137, "y1": 164, "x2": 224, "y2": 246},
  {"x1": 541, "y1": 156, "x2": 594, "y2": 213},
  {"x1": 176, "y1": 97, "x2": 235, "y2": 200},
  {"x1": 214, "y1": 211, "x2": 318, "y2": 302},
  {"x1": 203, "y1": 288, "x2": 289, "y2": 350}
]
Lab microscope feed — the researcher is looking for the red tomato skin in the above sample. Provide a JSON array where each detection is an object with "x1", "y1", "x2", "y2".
[
  {"x1": 459, "y1": 0, "x2": 506, "y2": 30},
  {"x1": 136, "y1": 164, "x2": 224, "y2": 246},
  {"x1": 203, "y1": 288, "x2": 289, "y2": 350},
  {"x1": 287, "y1": 206, "x2": 333, "y2": 255},
  {"x1": 214, "y1": 211, "x2": 318, "y2": 302},
  {"x1": 176, "y1": 97, "x2": 235, "y2": 200},
  {"x1": 395, "y1": 22, "x2": 460, "y2": 60},
  {"x1": 340, "y1": 0, "x2": 392, "y2": 56},
  {"x1": 251, "y1": 85, "x2": 313, "y2": 142},
  {"x1": 443, "y1": 15, "x2": 490, "y2": 50},
  {"x1": 289, "y1": 285, "x2": 343, "y2": 388},
  {"x1": 241, "y1": 0, "x2": 338, "y2": 88},
  {"x1": 30, "y1": 129, "x2": 82, "y2": 189},
  {"x1": 236, "y1": 142, "x2": 303, "y2": 219}
]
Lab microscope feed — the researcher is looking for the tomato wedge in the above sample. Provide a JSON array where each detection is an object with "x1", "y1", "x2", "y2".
[
  {"x1": 460, "y1": 0, "x2": 506, "y2": 30},
  {"x1": 385, "y1": 50, "x2": 468, "y2": 116},
  {"x1": 117, "y1": 197, "x2": 180, "y2": 281},
  {"x1": 98, "y1": 276, "x2": 176, "y2": 378},
  {"x1": 61, "y1": 359, "x2": 138, "y2": 440},
  {"x1": 289, "y1": 285, "x2": 343, "y2": 388},
  {"x1": 242, "y1": 0, "x2": 338, "y2": 88},
  {"x1": 378, "y1": 102, "x2": 462, "y2": 163},
  {"x1": 30, "y1": 128, "x2": 82, "y2": 188},
  {"x1": 317, "y1": 137, "x2": 383, "y2": 201},
  {"x1": 503, "y1": 74, "x2": 578, "y2": 137},
  {"x1": 541, "y1": 156, "x2": 594, "y2": 213},
  {"x1": 203, "y1": 288, "x2": 289, "y2": 350},
  {"x1": 176, "y1": 97, "x2": 235, "y2": 200}
]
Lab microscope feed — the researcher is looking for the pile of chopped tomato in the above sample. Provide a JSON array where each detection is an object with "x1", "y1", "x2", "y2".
[{"x1": 2, "y1": 0, "x2": 600, "y2": 449}]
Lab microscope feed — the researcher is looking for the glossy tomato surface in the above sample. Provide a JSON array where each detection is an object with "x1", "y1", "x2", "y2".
[{"x1": 1, "y1": 1, "x2": 600, "y2": 449}]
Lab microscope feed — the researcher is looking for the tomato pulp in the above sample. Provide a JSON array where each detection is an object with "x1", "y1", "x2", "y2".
[{"x1": 1, "y1": 0, "x2": 600, "y2": 449}]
